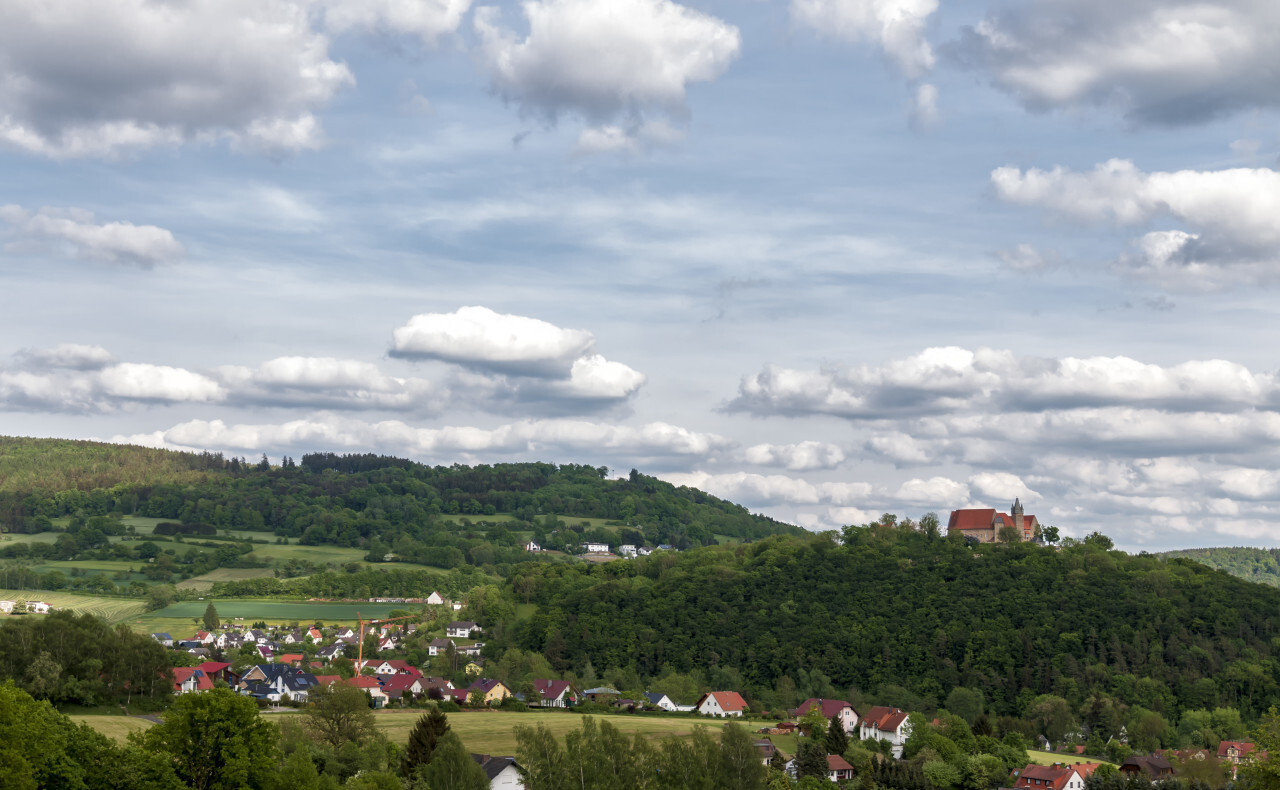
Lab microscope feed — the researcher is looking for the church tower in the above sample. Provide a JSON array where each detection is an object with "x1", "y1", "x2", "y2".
[{"x1": 1011, "y1": 498, "x2": 1024, "y2": 539}]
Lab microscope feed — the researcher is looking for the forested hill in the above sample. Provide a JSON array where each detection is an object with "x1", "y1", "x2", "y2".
[
  {"x1": 0, "y1": 437, "x2": 801, "y2": 553},
  {"x1": 1158, "y1": 547, "x2": 1280, "y2": 588},
  {"x1": 506, "y1": 527, "x2": 1280, "y2": 726}
]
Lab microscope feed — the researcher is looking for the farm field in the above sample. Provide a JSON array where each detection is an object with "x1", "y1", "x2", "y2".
[
  {"x1": 0, "y1": 589, "x2": 147, "y2": 622},
  {"x1": 177, "y1": 567, "x2": 278, "y2": 590},
  {"x1": 0, "y1": 530, "x2": 64, "y2": 544},
  {"x1": 140, "y1": 599, "x2": 413, "y2": 626},
  {"x1": 31, "y1": 560, "x2": 144, "y2": 576},
  {"x1": 247, "y1": 543, "x2": 367, "y2": 565},
  {"x1": 370, "y1": 710, "x2": 738, "y2": 754},
  {"x1": 69, "y1": 715, "x2": 154, "y2": 743}
]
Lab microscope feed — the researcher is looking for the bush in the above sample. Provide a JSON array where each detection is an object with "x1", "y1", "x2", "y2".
[{"x1": 438, "y1": 700, "x2": 461, "y2": 712}]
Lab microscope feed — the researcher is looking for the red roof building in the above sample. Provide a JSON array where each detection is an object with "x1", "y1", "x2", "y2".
[
  {"x1": 695, "y1": 691, "x2": 749, "y2": 717},
  {"x1": 1015, "y1": 764, "x2": 1085, "y2": 790},
  {"x1": 792, "y1": 698, "x2": 859, "y2": 733},
  {"x1": 828, "y1": 755, "x2": 855, "y2": 781},
  {"x1": 948, "y1": 498, "x2": 1040, "y2": 542}
]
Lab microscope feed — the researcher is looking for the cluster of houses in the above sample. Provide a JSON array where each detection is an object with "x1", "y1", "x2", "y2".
[
  {"x1": 522, "y1": 541, "x2": 679, "y2": 559},
  {"x1": 0, "y1": 599, "x2": 52, "y2": 614}
]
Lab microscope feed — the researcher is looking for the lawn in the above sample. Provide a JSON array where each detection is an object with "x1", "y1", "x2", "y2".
[
  {"x1": 0, "y1": 589, "x2": 148, "y2": 622},
  {"x1": 1027, "y1": 750, "x2": 1113, "y2": 766},
  {"x1": 69, "y1": 715, "x2": 154, "y2": 743}
]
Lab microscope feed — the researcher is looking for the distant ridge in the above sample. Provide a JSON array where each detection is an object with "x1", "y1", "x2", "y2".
[
  {"x1": 1158, "y1": 546, "x2": 1280, "y2": 588},
  {"x1": 0, "y1": 435, "x2": 224, "y2": 493}
]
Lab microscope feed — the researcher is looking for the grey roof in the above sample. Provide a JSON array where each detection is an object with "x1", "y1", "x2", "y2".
[
  {"x1": 471, "y1": 755, "x2": 519, "y2": 781},
  {"x1": 644, "y1": 692, "x2": 670, "y2": 704}
]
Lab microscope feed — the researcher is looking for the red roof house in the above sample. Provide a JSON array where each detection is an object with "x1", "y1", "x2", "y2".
[
  {"x1": 695, "y1": 691, "x2": 748, "y2": 718},
  {"x1": 948, "y1": 498, "x2": 1040, "y2": 542}
]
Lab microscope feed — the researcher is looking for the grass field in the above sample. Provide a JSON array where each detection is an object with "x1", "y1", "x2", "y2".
[
  {"x1": 247, "y1": 544, "x2": 368, "y2": 565},
  {"x1": 0, "y1": 530, "x2": 64, "y2": 544},
  {"x1": 31, "y1": 560, "x2": 145, "y2": 577},
  {"x1": 69, "y1": 715, "x2": 154, "y2": 743},
  {"x1": 0, "y1": 589, "x2": 147, "y2": 622},
  {"x1": 177, "y1": 568, "x2": 278, "y2": 590},
  {"x1": 1027, "y1": 750, "x2": 1114, "y2": 766},
  {"x1": 143, "y1": 599, "x2": 413, "y2": 624}
]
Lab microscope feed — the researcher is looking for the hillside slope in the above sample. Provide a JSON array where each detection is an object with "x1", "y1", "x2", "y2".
[{"x1": 1158, "y1": 547, "x2": 1280, "y2": 588}]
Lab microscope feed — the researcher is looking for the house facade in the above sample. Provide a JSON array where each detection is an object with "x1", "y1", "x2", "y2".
[
  {"x1": 447, "y1": 621, "x2": 480, "y2": 638},
  {"x1": 792, "y1": 698, "x2": 859, "y2": 734},
  {"x1": 859, "y1": 707, "x2": 912, "y2": 758},
  {"x1": 696, "y1": 691, "x2": 748, "y2": 717},
  {"x1": 533, "y1": 679, "x2": 576, "y2": 708},
  {"x1": 1016, "y1": 764, "x2": 1086, "y2": 790}
]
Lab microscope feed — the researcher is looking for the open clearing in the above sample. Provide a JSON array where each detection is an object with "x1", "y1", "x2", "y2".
[
  {"x1": 143, "y1": 599, "x2": 412, "y2": 624},
  {"x1": 69, "y1": 715, "x2": 154, "y2": 743},
  {"x1": 1027, "y1": 750, "x2": 1113, "y2": 766},
  {"x1": 0, "y1": 590, "x2": 146, "y2": 622},
  {"x1": 177, "y1": 567, "x2": 278, "y2": 590}
]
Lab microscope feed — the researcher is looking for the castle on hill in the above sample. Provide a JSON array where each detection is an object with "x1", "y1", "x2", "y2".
[{"x1": 947, "y1": 498, "x2": 1041, "y2": 543}]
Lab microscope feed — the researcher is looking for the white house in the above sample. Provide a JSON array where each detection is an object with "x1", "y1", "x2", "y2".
[
  {"x1": 860, "y1": 707, "x2": 913, "y2": 758},
  {"x1": 0, "y1": 601, "x2": 15, "y2": 614},
  {"x1": 27, "y1": 601, "x2": 51, "y2": 614},
  {"x1": 618, "y1": 544, "x2": 638, "y2": 558},
  {"x1": 473, "y1": 755, "x2": 526, "y2": 790},
  {"x1": 447, "y1": 621, "x2": 481, "y2": 638},
  {"x1": 426, "y1": 591, "x2": 446, "y2": 606},
  {"x1": 583, "y1": 542, "x2": 610, "y2": 554},
  {"x1": 523, "y1": 541, "x2": 541, "y2": 552},
  {"x1": 792, "y1": 698, "x2": 859, "y2": 734},
  {"x1": 695, "y1": 691, "x2": 748, "y2": 718},
  {"x1": 644, "y1": 692, "x2": 683, "y2": 711},
  {"x1": 428, "y1": 638, "x2": 455, "y2": 656}
]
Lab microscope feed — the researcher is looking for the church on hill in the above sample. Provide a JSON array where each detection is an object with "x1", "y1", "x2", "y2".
[{"x1": 947, "y1": 499, "x2": 1041, "y2": 543}]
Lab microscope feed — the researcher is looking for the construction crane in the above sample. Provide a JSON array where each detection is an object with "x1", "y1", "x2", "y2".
[{"x1": 355, "y1": 611, "x2": 425, "y2": 670}]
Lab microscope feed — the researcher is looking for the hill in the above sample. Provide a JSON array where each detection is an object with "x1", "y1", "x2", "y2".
[
  {"x1": 1158, "y1": 547, "x2": 1280, "y2": 588},
  {"x1": 503, "y1": 527, "x2": 1280, "y2": 728},
  {"x1": 0, "y1": 437, "x2": 801, "y2": 592}
]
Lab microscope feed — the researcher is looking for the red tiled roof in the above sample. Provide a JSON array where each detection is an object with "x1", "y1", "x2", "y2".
[
  {"x1": 828, "y1": 755, "x2": 855, "y2": 771},
  {"x1": 862, "y1": 706, "x2": 908, "y2": 732},
  {"x1": 1219, "y1": 741, "x2": 1257, "y2": 759},
  {"x1": 348, "y1": 676, "x2": 382, "y2": 689},
  {"x1": 948, "y1": 509, "x2": 997, "y2": 530},
  {"x1": 313, "y1": 675, "x2": 342, "y2": 687},
  {"x1": 380, "y1": 675, "x2": 421, "y2": 692},
  {"x1": 534, "y1": 679, "x2": 572, "y2": 701},
  {"x1": 172, "y1": 667, "x2": 214, "y2": 692},
  {"x1": 793, "y1": 698, "x2": 855, "y2": 720},
  {"x1": 1017, "y1": 764, "x2": 1076, "y2": 790},
  {"x1": 198, "y1": 661, "x2": 232, "y2": 674},
  {"x1": 1074, "y1": 763, "x2": 1103, "y2": 778},
  {"x1": 699, "y1": 691, "x2": 748, "y2": 712}
]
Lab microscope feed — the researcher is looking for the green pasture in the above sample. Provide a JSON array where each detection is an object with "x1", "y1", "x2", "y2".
[
  {"x1": 1027, "y1": 750, "x2": 1114, "y2": 766},
  {"x1": 0, "y1": 589, "x2": 147, "y2": 622},
  {"x1": 32, "y1": 560, "x2": 144, "y2": 575},
  {"x1": 141, "y1": 599, "x2": 412, "y2": 625},
  {"x1": 69, "y1": 715, "x2": 154, "y2": 743},
  {"x1": 247, "y1": 544, "x2": 367, "y2": 565},
  {"x1": 0, "y1": 530, "x2": 64, "y2": 544},
  {"x1": 177, "y1": 567, "x2": 278, "y2": 590}
]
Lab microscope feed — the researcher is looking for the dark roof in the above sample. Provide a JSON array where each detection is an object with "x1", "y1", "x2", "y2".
[{"x1": 471, "y1": 754, "x2": 519, "y2": 781}]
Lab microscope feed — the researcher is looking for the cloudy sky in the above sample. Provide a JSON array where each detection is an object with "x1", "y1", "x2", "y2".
[{"x1": 3, "y1": 0, "x2": 1279, "y2": 551}]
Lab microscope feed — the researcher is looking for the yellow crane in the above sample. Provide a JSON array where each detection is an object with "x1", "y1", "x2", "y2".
[{"x1": 355, "y1": 611, "x2": 425, "y2": 670}]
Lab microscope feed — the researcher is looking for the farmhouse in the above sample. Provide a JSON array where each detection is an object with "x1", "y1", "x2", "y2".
[
  {"x1": 447, "y1": 621, "x2": 481, "y2": 638},
  {"x1": 583, "y1": 542, "x2": 610, "y2": 554},
  {"x1": 1015, "y1": 764, "x2": 1086, "y2": 790},
  {"x1": 859, "y1": 706, "x2": 912, "y2": 758},
  {"x1": 533, "y1": 679, "x2": 576, "y2": 708},
  {"x1": 948, "y1": 498, "x2": 1041, "y2": 543},
  {"x1": 467, "y1": 678, "x2": 512, "y2": 705},
  {"x1": 792, "y1": 698, "x2": 858, "y2": 734},
  {"x1": 471, "y1": 754, "x2": 525, "y2": 789},
  {"x1": 695, "y1": 691, "x2": 748, "y2": 718}
]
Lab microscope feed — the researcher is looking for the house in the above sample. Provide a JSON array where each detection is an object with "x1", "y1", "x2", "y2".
[
  {"x1": 467, "y1": 678, "x2": 512, "y2": 705},
  {"x1": 335, "y1": 627, "x2": 355, "y2": 640},
  {"x1": 471, "y1": 754, "x2": 526, "y2": 789},
  {"x1": 695, "y1": 691, "x2": 748, "y2": 718},
  {"x1": 426, "y1": 591, "x2": 446, "y2": 605},
  {"x1": 0, "y1": 601, "x2": 14, "y2": 614},
  {"x1": 447, "y1": 621, "x2": 481, "y2": 638},
  {"x1": 198, "y1": 662, "x2": 238, "y2": 685},
  {"x1": 947, "y1": 498, "x2": 1041, "y2": 543},
  {"x1": 618, "y1": 544, "x2": 637, "y2": 557},
  {"x1": 533, "y1": 679, "x2": 576, "y2": 708},
  {"x1": 584, "y1": 687, "x2": 621, "y2": 703},
  {"x1": 637, "y1": 547, "x2": 653, "y2": 556},
  {"x1": 281, "y1": 631, "x2": 304, "y2": 645},
  {"x1": 428, "y1": 638, "x2": 455, "y2": 656},
  {"x1": 859, "y1": 707, "x2": 912, "y2": 758},
  {"x1": 307, "y1": 627, "x2": 324, "y2": 643},
  {"x1": 1120, "y1": 756, "x2": 1175, "y2": 780},
  {"x1": 583, "y1": 542, "x2": 610, "y2": 554},
  {"x1": 27, "y1": 601, "x2": 51, "y2": 614},
  {"x1": 754, "y1": 740, "x2": 777, "y2": 766},
  {"x1": 187, "y1": 647, "x2": 211, "y2": 659},
  {"x1": 643, "y1": 692, "x2": 680, "y2": 711},
  {"x1": 379, "y1": 674, "x2": 427, "y2": 698},
  {"x1": 792, "y1": 698, "x2": 859, "y2": 734},
  {"x1": 458, "y1": 643, "x2": 484, "y2": 657},
  {"x1": 237, "y1": 665, "x2": 318, "y2": 702},
  {"x1": 1015, "y1": 764, "x2": 1086, "y2": 790},
  {"x1": 421, "y1": 676, "x2": 455, "y2": 693},
  {"x1": 346, "y1": 675, "x2": 388, "y2": 707},
  {"x1": 828, "y1": 755, "x2": 855, "y2": 781},
  {"x1": 171, "y1": 667, "x2": 214, "y2": 694},
  {"x1": 1219, "y1": 741, "x2": 1258, "y2": 765},
  {"x1": 318, "y1": 644, "x2": 346, "y2": 662},
  {"x1": 150, "y1": 633, "x2": 174, "y2": 647},
  {"x1": 279, "y1": 653, "x2": 305, "y2": 667},
  {"x1": 523, "y1": 541, "x2": 541, "y2": 552}
]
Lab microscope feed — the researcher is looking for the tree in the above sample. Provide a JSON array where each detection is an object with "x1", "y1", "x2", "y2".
[
  {"x1": 203, "y1": 602, "x2": 220, "y2": 632},
  {"x1": 401, "y1": 707, "x2": 451, "y2": 777},
  {"x1": 825, "y1": 716, "x2": 849, "y2": 757},
  {"x1": 305, "y1": 682, "x2": 378, "y2": 750},
  {"x1": 796, "y1": 739, "x2": 827, "y2": 780},
  {"x1": 720, "y1": 722, "x2": 768, "y2": 790},
  {"x1": 798, "y1": 707, "x2": 828, "y2": 737},
  {"x1": 1041, "y1": 526, "x2": 1060, "y2": 544},
  {"x1": 919, "y1": 512, "x2": 941, "y2": 539},
  {"x1": 137, "y1": 687, "x2": 279, "y2": 790},
  {"x1": 408, "y1": 731, "x2": 491, "y2": 790},
  {"x1": 1243, "y1": 705, "x2": 1280, "y2": 790}
]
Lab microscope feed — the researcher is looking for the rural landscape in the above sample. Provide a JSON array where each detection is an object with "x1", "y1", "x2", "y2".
[{"x1": 3, "y1": 437, "x2": 1280, "y2": 790}]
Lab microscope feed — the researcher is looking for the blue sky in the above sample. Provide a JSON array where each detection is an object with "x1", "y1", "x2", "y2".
[{"x1": 3, "y1": 0, "x2": 1280, "y2": 550}]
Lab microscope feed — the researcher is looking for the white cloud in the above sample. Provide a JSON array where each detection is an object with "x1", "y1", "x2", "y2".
[
  {"x1": 474, "y1": 0, "x2": 740, "y2": 150},
  {"x1": 731, "y1": 346, "x2": 1280, "y2": 419},
  {"x1": 0, "y1": 0, "x2": 353, "y2": 158},
  {"x1": 217, "y1": 356, "x2": 442, "y2": 412},
  {"x1": 958, "y1": 0, "x2": 1280, "y2": 124},
  {"x1": 992, "y1": 159, "x2": 1280, "y2": 289},
  {"x1": 392, "y1": 306, "x2": 595, "y2": 375},
  {"x1": 116, "y1": 415, "x2": 732, "y2": 461},
  {"x1": 968, "y1": 471, "x2": 1039, "y2": 502},
  {"x1": 792, "y1": 0, "x2": 939, "y2": 79},
  {"x1": 0, "y1": 205, "x2": 184, "y2": 266},
  {"x1": 0, "y1": 354, "x2": 224, "y2": 413},
  {"x1": 14, "y1": 343, "x2": 115, "y2": 371},
  {"x1": 554, "y1": 355, "x2": 647, "y2": 400},
  {"x1": 319, "y1": 0, "x2": 471, "y2": 45},
  {"x1": 743, "y1": 440, "x2": 846, "y2": 471},
  {"x1": 98, "y1": 363, "x2": 224, "y2": 402}
]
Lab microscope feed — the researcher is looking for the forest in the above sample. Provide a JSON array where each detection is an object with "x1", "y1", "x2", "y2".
[
  {"x1": 1157, "y1": 547, "x2": 1280, "y2": 589},
  {"x1": 497, "y1": 525, "x2": 1280, "y2": 736}
]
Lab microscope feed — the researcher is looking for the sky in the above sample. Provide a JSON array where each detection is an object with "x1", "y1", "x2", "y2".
[{"x1": 2, "y1": 0, "x2": 1280, "y2": 551}]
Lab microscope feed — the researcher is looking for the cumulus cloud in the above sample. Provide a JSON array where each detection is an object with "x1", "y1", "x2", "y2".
[
  {"x1": 474, "y1": 0, "x2": 740, "y2": 151},
  {"x1": 743, "y1": 440, "x2": 846, "y2": 471},
  {"x1": 956, "y1": 0, "x2": 1280, "y2": 125},
  {"x1": 0, "y1": 0, "x2": 353, "y2": 158},
  {"x1": 113, "y1": 415, "x2": 731, "y2": 463},
  {"x1": 0, "y1": 206, "x2": 184, "y2": 266},
  {"x1": 992, "y1": 159, "x2": 1280, "y2": 289},
  {"x1": 731, "y1": 346, "x2": 1280, "y2": 420},
  {"x1": 216, "y1": 356, "x2": 442, "y2": 412},
  {"x1": 792, "y1": 0, "x2": 939, "y2": 79},
  {"x1": 319, "y1": 0, "x2": 471, "y2": 45},
  {"x1": 0, "y1": 348, "x2": 223, "y2": 413},
  {"x1": 392, "y1": 306, "x2": 595, "y2": 375}
]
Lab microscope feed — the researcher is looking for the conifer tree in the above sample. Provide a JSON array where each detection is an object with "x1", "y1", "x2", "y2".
[
  {"x1": 202, "y1": 602, "x2": 219, "y2": 631},
  {"x1": 401, "y1": 707, "x2": 451, "y2": 777},
  {"x1": 797, "y1": 739, "x2": 828, "y2": 780},
  {"x1": 825, "y1": 716, "x2": 849, "y2": 756}
]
